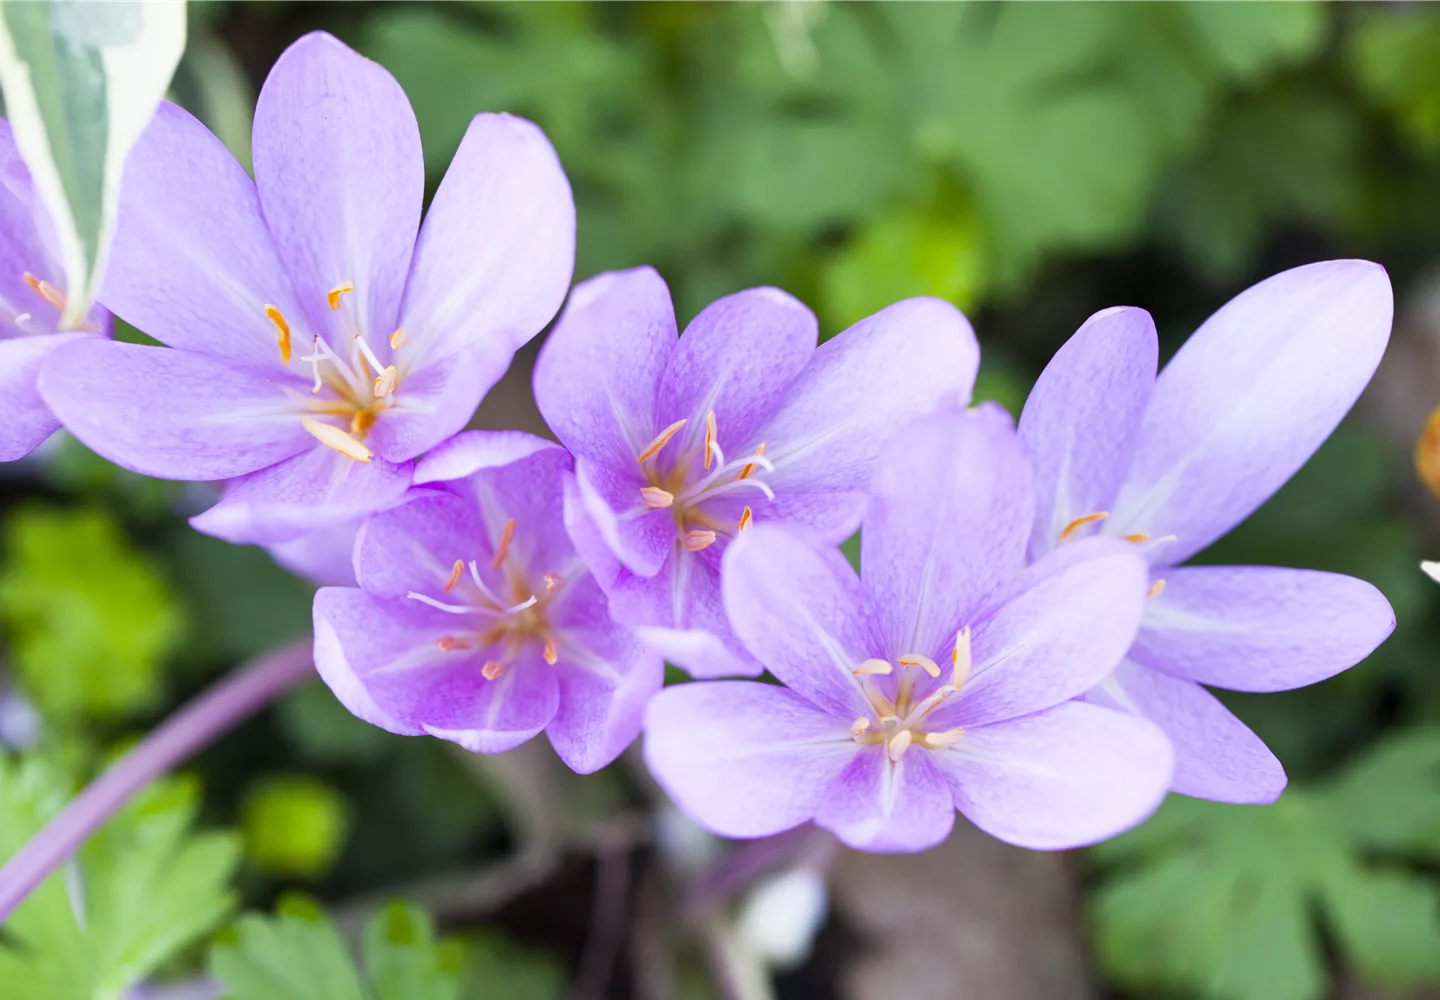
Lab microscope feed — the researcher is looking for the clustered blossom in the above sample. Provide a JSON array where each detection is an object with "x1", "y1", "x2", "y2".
[{"x1": 1, "y1": 31, "x2": 1401, "y2": 853}]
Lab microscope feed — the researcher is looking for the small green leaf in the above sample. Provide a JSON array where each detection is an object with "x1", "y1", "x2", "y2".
[
  {"x1": 0, "y1": 504, "x2": 187, "y2": 721},
  {"x1": 210, "y1": 898, "x2": 468, "y2": 1000},
  {"x1": 0, "y1": 0, "x2": 184, "y2": 325},
  {"x1": 0, "y1": 754, "x2": 239, "y2": 1000}
]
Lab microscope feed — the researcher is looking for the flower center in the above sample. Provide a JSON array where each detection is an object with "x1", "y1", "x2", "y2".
[
  {"x1": 847, "y1": 628, "x2": 974, "y2": 760},
  {"x1": 632, "y1": 410, "x2": 775, "y2": 551},
  {"x1": 403, "y1": 517, "x2": 567, "y2": 679},
  {"x1": 267, "y1": 280, "x2": 410, "y2": 464}
]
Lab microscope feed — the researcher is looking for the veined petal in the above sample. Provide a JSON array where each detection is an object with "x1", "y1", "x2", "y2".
[
  {"x1": 1133, "y1": 565, "x2": 1394, "y2": 692},
  {"x1": 99, "y1": 102, "x2": 311, "y2": 370},
  {"x1": 1086, "y1": 660, "x2": 1285, "y2": 804},
  {"x1": 401, "y1": 113, "x2": 575, "y2": 365},
  {"x1": 533, "y1": 267, "x2": 676, "y2": 469},
  {"x1": 573, "y1": 457, "x2": 673, "y2": 577},
  {"x1": 267, "y1": 519, "x2": 362, "y2": 586},
  {"x1": 721, "y1": 524, "x2": 882, "y2": 719},
  {"x1": 189, "y1": 445, "x2": 413, "y2": 545},
  {"x1": 815, "y1": 746, "x2": 956, "y2": 853},
  {"x1": 755, "y1": 297, "x2": 978, "y2": 495},
  {"x1": 547, "y1": 604, "x2": 664, "y2": 774},
  {"x1": 862, "y1": 406, "x2": 1034, "y2": 661},
  {"x1": 415, "y1": 428, "x2": 567, "y2": 485},
  {"x1": 930, "y1": 536, "x2": 1149, "y2": 729},
  {"x1": 313, "y1": 587, "x2": 425, "y2": 736},
  {"x1": 253, "y1": 31, "x2": 422, "y2": 344},
  {"x1": 38, "y1": 339, "x2": 311, "y2": 480},
  {"x1": 419, "y1": 648, "x2": 560, "y2": 755},
  {"x1": 932, "y1": 701, "x2": 1173, "y2": 850},
  {"x1": 367, "y1": 338, "x2": 516, "y2": 463},
  {"x1": 655, "y1": 287, "x2": 817, "y2": 456},
  {"x1": 643, "y1": 681, "x2": 857, "y2": 839},
  {"x1": 1110, "y1": 261, "x2": 1393, "y2": 564},
  {"x1": 0, "y1": 331, "x2": 89, "y2": 461},
  {"x1": 1019, "y1": 306, "x2": 1157, "y2": 560},
  {"x1": 353, "y1": 488, "x2": 479, "y2": 599}
]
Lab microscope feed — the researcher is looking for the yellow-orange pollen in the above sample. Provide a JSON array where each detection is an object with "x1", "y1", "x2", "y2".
[
  {"x1": 634, "y1": 409, "x2": 776, "y2": 550},
  {"x1": 274, "y1": 280, "x2": 406, "y2": 462},
  {"x1": 22, "y1": 271, "x2": 66, "y2": 312},
  {"x1": 848, "y1": 627, "x2": 973, "y2": 761},
  {"x1": 412, "y1": 516, "x2": 568, "y2": 683}
]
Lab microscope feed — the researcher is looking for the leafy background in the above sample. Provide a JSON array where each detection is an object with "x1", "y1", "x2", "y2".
[{"x1": 5, "y1": 2, "x2": 1440, "y2": 998}]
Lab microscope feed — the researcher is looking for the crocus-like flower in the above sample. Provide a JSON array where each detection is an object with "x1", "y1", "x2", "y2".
[
  {"x1": 535, "y1": 267, "x2": 978, "y2": 678},
  {"x1": 1018, "y1": 260, "x2": 1396, "y2": 804},
  {"x1": 313, "y1": 430, "x2": 663, "y2": 773},
  {"x1": 0, "y1": 119, "x2": 110, "y2": 461},
  {"x1": 38, "y1": 31, "x2": 573, "y2": 545},
  {"x1": 644, "y1": 408, "x2": 1173, "y2": 852}
]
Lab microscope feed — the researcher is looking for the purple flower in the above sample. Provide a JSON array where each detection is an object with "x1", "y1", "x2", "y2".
[
  {"x1": 643, "y1": 407, "x2": 1173, "y2": 852},
  {"x1": 1018, "y1": 260, "x2": 1396, "y2": 804},
  {"x1": 37, "y1": 32, "x2": 574, "y2": 545},
  {"x1": 313, "y1": 430, "x2": 663, "y2": 773},
  {"x1": 534, "y1": 267, "x2": 978, "y2": 678},
  {"x1": 0, "y1": 119, "x2": 110, "y2": 461}
]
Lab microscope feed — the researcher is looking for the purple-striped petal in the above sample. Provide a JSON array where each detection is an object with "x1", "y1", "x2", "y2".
[
  {"x1": 1133, "y1": 565, "x2": 1394, "y2": 692},
  {"x1": 643, "y1": 680, "x2": 856, "y2": 839},
  {"x1": 354, "y1": 488, "x2": 478, "y2": 599},
  {"x1": 931, "y1": 701, "x2": 1173, "y2": 850},
  {"x1": 252, "y1": 31, "x2": 422, "y2": 344},
  {"x1": 1087, "y1": 660, "x2": 1285, "y2": 804},
  {"x1": 655, "y1": 288, "x2": 817, "y2": 456},
  {"x1": 573, "y1": 458, "x2": 673, "y2": 577},
  {"x1": 0, "y1": 332, "x2": 88, "y2": 461},
  {"x1": 415, "y1": 428, "x2": 563, "y2": 485},
  {"x1": 189, "y1": 445, "x2": 413, "y2": 545},
  {"x1": 721, "y1": 524, "x2": 881, "y2": 718},
  {"x1": 368, "y1": 338, "x2": 516, "y2": 463},
  {"x1": 755, "y1": 297, "x2": 978, "y2": 496},
  {"x1": 861, "y1": 405, "x2": 1034, "y2": 661},
  {"x1": 814, "y1": 746, "x2": 956, "y2": 853},
  {"x1": 533, "y1": 267, "x2": 676, "y2": 471},
  {"x1": 547, "y1": 610, "x2": 664, "y2": 774},
  {"x1": 100, "y1": 102, "x2": 309, "y2": 370},
  {"x1": 1110, "y1": 261, "x2": 1393, "y2": 564},
  {"x1": 401, "y1": 113, "x2": 575, "y2": 366},
  {"x1": 38, "y1": 339, "x2": 310, "y2": 480},
  {"x1": 924, "y1": 537, "x2": 1148, "y2": 729},
  {"x1": 1019, "y1": 306, "x2": 1157, "y2": 560}
]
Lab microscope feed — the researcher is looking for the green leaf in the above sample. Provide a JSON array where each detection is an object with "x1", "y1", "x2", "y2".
[
  {"x1": 0, "y1": 754, "x2": 239, "y2": 1000},
  {"x1": 461, "y1": 930, "x2": 566, "y2": 1000},
  {"x1": 240, "y1": 774, "x2": 351, "y2": 878},
  {"x1": 1091, "y1": 728, "x2": 1440, "y2": 1000},
  {"x1": 210, "y1": 898, "x2": 466, "y2": 1000},
  {"x1": 0, "y1": 504, "x2": 187, "y2": 721},
  {"x1": 0, "y1": 0, "x2": 184, "y2": 325}
]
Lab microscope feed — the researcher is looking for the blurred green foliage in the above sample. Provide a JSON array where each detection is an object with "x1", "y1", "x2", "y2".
[
  {"x1": 0, "y1": 755, "x2": 239, "y2": 1000},
  {"x1": 0, "y1": 505, "x2": 186, "y2": 721},
  {"x1": 1091, "y1": 728, "x2": 1440, "y2": 1000},
  {"x1": 240, "y1": 774, "x2": 351, "y2": 878},
  {"x1": 210, "y1": 896, "x2": 564, "y2": 1000}
]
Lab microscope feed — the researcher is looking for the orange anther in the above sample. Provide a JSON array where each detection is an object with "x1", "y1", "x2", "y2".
[
  {"x1": 853, "y1": 658, "x2": 893, "y2": 677},
  {"x1": 443, "y1": 559, "x2": 465, "y2": 593},
  {"x1": 703, "y1": 410, "x2": 718, "y2": 470},
  {"x1": 640, "y1": 486, "x2": 675, "y2": 509},
  {"x1": 481, "y1": 660, "x2": 507, "y2": 680},
  {"x1": 437, "y1": 636, "x2": 471, "y2": 652},
  {"x1": 389, "y1": 327, "x2": 409, "y2": 350},
  {"x1": 1123, "y1": 532, "x2": 1151, "y2": 544},
  {"x1": 637, "y1": 419, "x2": 687, "y2": 464},
  {"x1": 373, "y1": 365, "x2": 398, "y2": 398},
  {"x1": 543, "y1": 573, "x2": 563, "y2": 592},
  {"x1": 1148, "y1": 578, "x2": 1167, "y2": 600},
  {"x1": 898, "y1": 653, "x2": 941, "y2": 678},
  {"x1": 22, "y1": 271, "x2": 65, "y2": 311},
  {"x1": 738, "y1": 442, "x2": 767, "y2": 479},
  {"x1": 849, "y1": 716, "x2": 871, "y2": 736},
  {"x1": 683, "y1": 529, "x2": 716, "y2": 552},
  {"x1": 738, "y1": 506, "x2": 753, "y2": 532},
  {"x1": 542, "y1": 637, "x2": 558, "y2": 665},
  {"x1": 264, "y1": 305, "x2": 292, "y2": 364},
  {"x1": 491, "y1": 517, "x2": 516, "y2": 570},
  {"x1": 1059, "y1": 511, "x2": 1108, "y2": 542},
  {"x1": 327, "y1": 281, "x2": 354, "y2": 310},
  {"x1": 302, "y1": 415, "x2": 372, "y2": 462}
]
